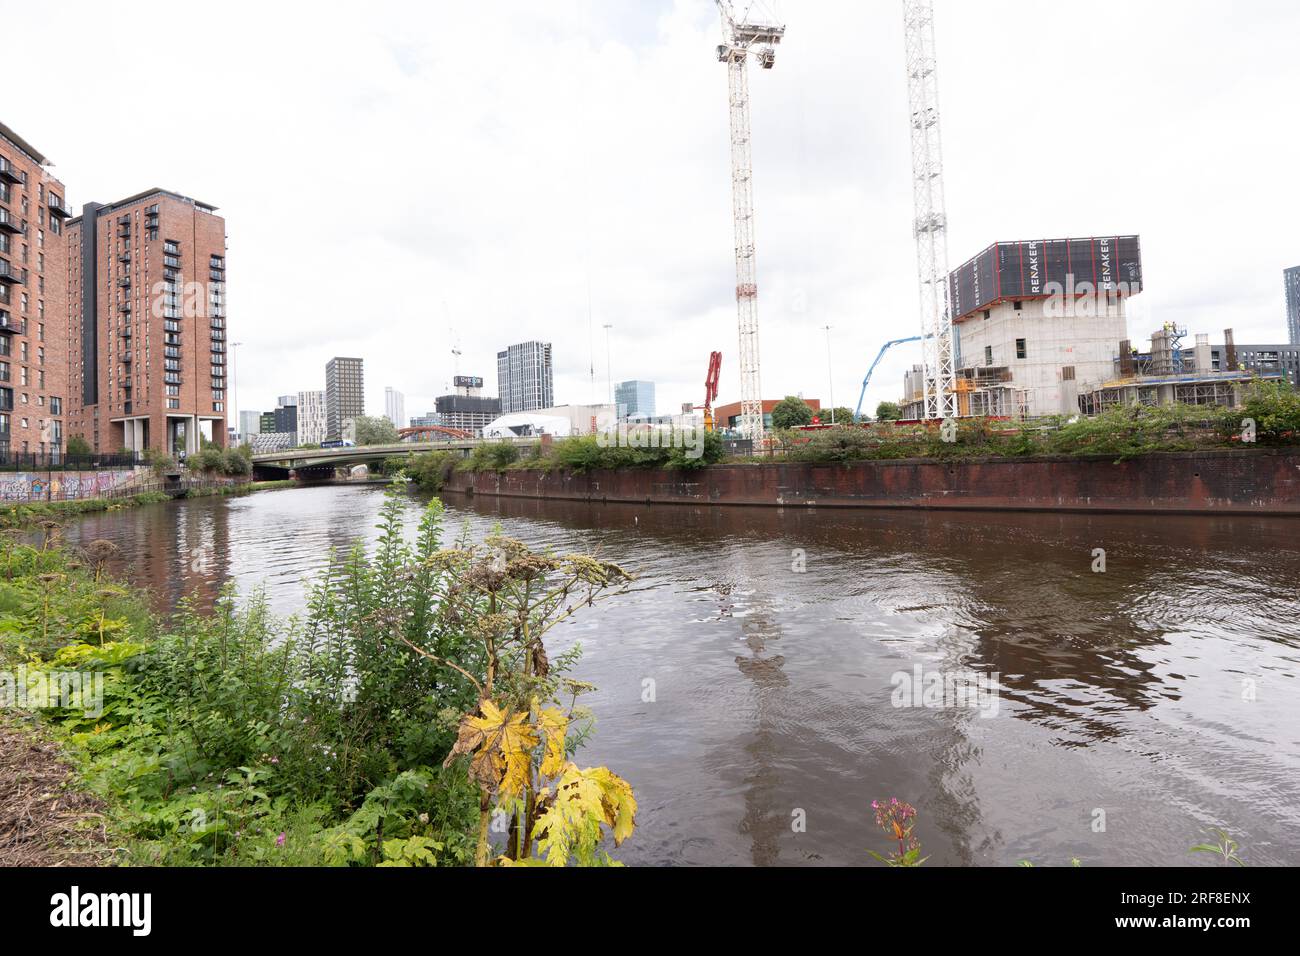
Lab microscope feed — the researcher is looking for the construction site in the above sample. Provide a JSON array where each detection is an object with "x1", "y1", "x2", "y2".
[{"x1": 706, "y1": 1, "x2": 1289, "y2": 441}]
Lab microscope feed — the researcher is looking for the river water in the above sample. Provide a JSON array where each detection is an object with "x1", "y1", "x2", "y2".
[{"x1": 58, "y1": 484, "x2": 1300, "y2": 867}]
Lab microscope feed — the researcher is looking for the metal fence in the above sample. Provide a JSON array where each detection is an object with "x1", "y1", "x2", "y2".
[{"x1": 0, "y1": 451, "x2": 143, "y2": 472}]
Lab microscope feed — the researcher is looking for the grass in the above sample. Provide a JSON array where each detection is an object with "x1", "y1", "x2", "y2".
[{"x1": 0, "y1": 493, "x2": 171, "y2": 530}]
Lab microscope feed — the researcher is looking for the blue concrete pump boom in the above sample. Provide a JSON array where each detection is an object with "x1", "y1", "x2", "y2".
[{"x1": 853, "y1": 336, "x2": 925, "y2": 423}]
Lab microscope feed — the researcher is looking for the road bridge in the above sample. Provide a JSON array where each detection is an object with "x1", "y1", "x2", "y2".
[{"x1": 250, "y1": 438, "x2": 539, "y2": 478}]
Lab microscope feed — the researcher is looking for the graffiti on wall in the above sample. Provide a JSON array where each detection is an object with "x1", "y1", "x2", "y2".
[{"x1": 0, "y1": 470, "x2": 140, "y2": 502}]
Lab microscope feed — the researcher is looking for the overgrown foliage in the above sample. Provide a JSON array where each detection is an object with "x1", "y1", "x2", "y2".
[
  {"x1": 779, "y1": 386, "x2": 1300, "y2": 464},
  {"x1": 2, "y1": 482, "x2": 637, "y2": 867},
  {"x1": 770, "y1": 396, "x2": 814, "y2": 430}
]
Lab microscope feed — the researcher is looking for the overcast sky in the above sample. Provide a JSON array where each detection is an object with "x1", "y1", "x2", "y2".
[{"x1": 7, "y1": 0, "x2": 1299, "y2": 421}]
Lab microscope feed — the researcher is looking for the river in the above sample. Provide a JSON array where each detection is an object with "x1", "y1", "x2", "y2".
[{"x1": 57, "y1": 483, "x2": 1300, "y2": 867}]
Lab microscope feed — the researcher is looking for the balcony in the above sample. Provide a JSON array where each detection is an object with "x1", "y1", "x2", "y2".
[
  {"x1": 0, "y1": 310, "x2": 22, "y2": 334},
  {"x1": 0, "y1": 209, "x2": 21, "y2": 234},
  {"x1": 48, "y1": 196, "x2": 71, "y2": 219},
  {"x1": 119, "y1": 302, "x2": 132, "y2": 314},
  {"x1": 0, "y1": 260, "x2": 23, "y2": 286},
  {"x1": 119, "y1": 327, "x2": 132, "y2": 339},
  {"x1": 122, "y1": 350, "x2": 133, "y2": 364},
  {"x1": 0, "y1": 159, "x2": 20, "y2": 185},
  {"x1": 118, "y1": 252, "x2": 131, "y2": 264},
  {"x1": 118, "y1": 276, "x2": 131, "y2": 288}
]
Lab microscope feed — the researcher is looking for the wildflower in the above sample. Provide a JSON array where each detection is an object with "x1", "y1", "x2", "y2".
[{"x1": 276, "y1": 832, "x2": 286, "y2": 848}]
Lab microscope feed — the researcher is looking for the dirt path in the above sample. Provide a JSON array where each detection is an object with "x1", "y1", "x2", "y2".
[{"x1": 0, "y1": 717, "x2": 110, "y2": 866}]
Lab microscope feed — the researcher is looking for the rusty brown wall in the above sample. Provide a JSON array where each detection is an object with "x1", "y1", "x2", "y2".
[{"x1": 440, "y1": 450, "x2": 1300, "y2": 516}]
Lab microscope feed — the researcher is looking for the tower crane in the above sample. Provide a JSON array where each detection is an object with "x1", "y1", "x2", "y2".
[
  {"x1": 903, "y1": 0, "x2": 957, "y2": 420},
  {"x1": 715, "y1": 0, "x2": 784, "y2": 442}
]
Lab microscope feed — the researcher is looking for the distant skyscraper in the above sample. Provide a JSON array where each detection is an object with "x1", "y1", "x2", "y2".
[
  {"x1": 497, "y1": 341, "x2": 553, "y2": 414},
  {"x1": 384, "y1": 386, "x2": 406, "y2": 429},
  {"x1": 297, "y1": 390, "x2": 326, "y2": 446},
  {"x1": 614, "y1": 380, "x2": 656, "y2": 420},
  {"x1": 239, "y1": 410, "x2": 261, "y2": 440},
  {"x1": 325, "y1": 357, "x2": 364, "y2": 441},
  {"x1": 1286, "y1": 266, "x2": 1300, "y2": 345}
]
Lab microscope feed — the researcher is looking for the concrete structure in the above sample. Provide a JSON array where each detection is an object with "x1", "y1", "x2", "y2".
[
  {"x1": 615, "y1": 380, "x2": 656, "y2": 420},
  {"x1": 482, "y1": 413, "x2": 573, "y2": 439},
  {"x1": 325, "y1": 356, "x2": 363, "y2": 442},
  {"x1": 239, "y1": 409, "x2": 261, "y2": 442},
  {"x1": 249, "y1": 431, "x2": 295, "y2": 453},
  {"x1": 900, "y1": 235, "x2": 1144, "y2": 420},
  {"x1": 715, "y1": 398, "x2": 821, "y2": 432},
  {"x1": 1077, "y1": 327, "x2": 1283, "y2": 414},
  {"x1": 384, "y1": 386, "x2": 405, "y2": 429},
  {"x1": 66, "y1": 188, "x2": 228, "y2": 456},
  {"x1": 1286, "y1": 266, "x2": 1300, "y2": 346},
  {"x1": 497, "y1": 341, "x2": 553, "y2": 413},
  {"x1": 484, "y1": 404, "x2": 615, "y2": 438},
  {"x1": 297, "y1": 389, "x2": 325, "y2": 446},
  {"x1": 0, "y1": 122, "x2": 71, "y2": 458},
  {"x1": 434, "y1": 375, "x2": 500, "y2": 437}
]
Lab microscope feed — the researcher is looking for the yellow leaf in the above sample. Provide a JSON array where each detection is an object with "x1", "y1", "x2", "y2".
[
  {"x1": 529, "y1": 763, "x2": 638, "y2": 865},
  {"x1": 534, "y1": 702, "x2": 569, "y2": 778},
  {"x1": 452, "y1": 699, "x2": 538, "y2": 798}
]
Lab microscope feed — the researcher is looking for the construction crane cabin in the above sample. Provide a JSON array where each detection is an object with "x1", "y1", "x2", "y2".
[{"x1": 715, "y1": 0, "x2": 784, "y2": 442}]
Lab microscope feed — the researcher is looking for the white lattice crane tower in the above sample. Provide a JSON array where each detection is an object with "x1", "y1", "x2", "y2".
[
  {"x1": 903, "y1": 0, "x2": 957, "y2": 420},
  {"x1": 715, "y1": 1, "x2": 784, "y2": 441}
]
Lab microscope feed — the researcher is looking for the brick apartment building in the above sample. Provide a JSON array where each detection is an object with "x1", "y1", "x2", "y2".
[
  {"x1": 66, "y1": 188, "x2": 228, "y2": 455},
  {"x1": 0, "y1": 122, "x2": 71, "y2": 458}
]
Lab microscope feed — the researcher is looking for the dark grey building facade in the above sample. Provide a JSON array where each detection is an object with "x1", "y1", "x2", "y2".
[
  {"x1": 1286, "y1": 266, "x2": 1300, "y2": 346},
  {"x1": 496, "y1": 341, "x2": 553, "y2": 414},
  {"x1": 325, "y1": 356, "x2": 364, "y2": 441}
]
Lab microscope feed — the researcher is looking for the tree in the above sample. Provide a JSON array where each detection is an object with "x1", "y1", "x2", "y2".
[
  {"x1": 66, "y1": 435, "x2": 92, "y2": 457},
  {"x1": 875, "y1": 401, "x2": 902, "y2": 422},
  {"x1": 352, "y1": 416, "x2": 400, "y2": 446},
  {"x1": 770, "y1": 396, "x2": 814, "y2": 430},
  {"x1": 818, "y1": 406, "x2": 855, "y2": 426}
]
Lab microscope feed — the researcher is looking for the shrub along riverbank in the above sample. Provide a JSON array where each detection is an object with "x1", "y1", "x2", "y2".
[
  {"x1": 0, "y1": 483, "x2": 637, "y2": 866},
  {"x1": 388, "y1": 382, "x2": 1300, "y2": 490},
  {"x1": 0, "y1": 493, "x2": 172, "y2": 531}
]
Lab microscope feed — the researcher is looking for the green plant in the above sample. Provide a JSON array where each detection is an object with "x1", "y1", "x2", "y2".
[
  {"x1": 66, "y1": 435, "x2": 93, "y2": 456},
  {"x1": 875, "y1": 401, "x2": 902, "y2": 422},
  {"x1": 1189, "y1": 827, "x2": 1247, "y2": 866},
  {"x1": 868, "y1": 798, "x2": 928, "y2": 867},
  {"x1": 770, "y1": 396, "x2": 814, "y2": 430}
]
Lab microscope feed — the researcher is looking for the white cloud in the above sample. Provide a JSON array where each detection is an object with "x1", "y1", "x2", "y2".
[{"x1": 7, "y1": 0, "x2": 1298, "y2": 421}]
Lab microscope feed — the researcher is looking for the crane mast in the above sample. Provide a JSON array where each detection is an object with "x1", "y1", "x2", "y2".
[
  {"x1": 903, "y1": 0, "x2": 957, "y2": 420},
  {"x1": 716, "y1": 1, "x2": 783, "y2": 442}
]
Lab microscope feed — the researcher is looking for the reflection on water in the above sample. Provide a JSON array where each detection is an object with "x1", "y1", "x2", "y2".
[{"x1": 60, "y1": 485, "x2": 1300, "y2": 866}]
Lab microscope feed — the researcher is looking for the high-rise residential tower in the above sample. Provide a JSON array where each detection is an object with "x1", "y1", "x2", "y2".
[
  {"x1": 496, "y1": 341, "x2": 553, "y2": 414},
  {"x1": 297, "y1": 389, "x2": 326, "y2": 446},
  {"x1": 325, "y1": 356, "x2": 364, "y2": 441},
  {"x1": 1286, "y1": 266, "x2": 1300, "y2": 346},
  {"x1": 384, "y1": 386, "x2": 405, "y2": 429},
  {"x1": 66, "y1": 188, "x2": 228, "y2": 455},
  {"x1": 0, "y1": 122, "x2": 71, "y2": 458}
]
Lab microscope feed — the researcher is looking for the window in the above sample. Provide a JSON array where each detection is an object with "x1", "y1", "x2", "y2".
[
  {"x1": 1016, "y1": 338, "x2": 1027, "y2": 360},
  {"x1": 984, "y1": 345, "x2": 993, "y2": 366},
  {"x1": 1062, "y1": 366, "x2": 1076, "y2": 381},
  {"x1": 1013, "y1": 301, "x2": 1024, "y2": 311},
  {"x1": 983, "y1": 309, "x2": 991, "y2": 320}
]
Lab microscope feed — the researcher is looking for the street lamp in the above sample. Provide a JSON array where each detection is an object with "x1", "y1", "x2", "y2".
[
  {"x1": 230, "y1": 341, "x2": 244, "y2": 444},
  {"x1": 823, "y1": 325, "x2": 836, "y2": 425},
  {"x1": 602, "y1": 324, "x2": 614, "y2": 408}
]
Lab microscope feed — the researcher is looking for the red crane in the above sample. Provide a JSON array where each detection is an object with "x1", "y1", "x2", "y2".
[{"x1": 698, "y1": 351, "x2": 722, "y2": 433}]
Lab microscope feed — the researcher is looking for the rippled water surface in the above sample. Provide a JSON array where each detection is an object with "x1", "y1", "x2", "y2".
[{"x1": 60, "y1": 484, "x2": 1300, "y2": 866}]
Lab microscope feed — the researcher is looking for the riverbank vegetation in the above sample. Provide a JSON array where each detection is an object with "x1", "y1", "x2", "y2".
[
  {"x1": 0, "y1": 484, "x2": 637, "y2": 866},
  {"x1": 0, "y1": 493, "x2": 171, "y2": 531},
  {"x1": 778, "y1": 384, "x2": 1300, "y2": 464}
]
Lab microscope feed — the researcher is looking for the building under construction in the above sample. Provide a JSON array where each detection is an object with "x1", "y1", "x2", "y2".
[
  {"x1": 1078, "y1": 328, "x2": 1285, "y2": 414},
  {"x1": 902, "y1": 235, "x2": 1144, "y2": 419}
]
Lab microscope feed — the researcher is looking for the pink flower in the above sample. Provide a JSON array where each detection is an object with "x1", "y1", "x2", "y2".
[{"x1": 276, "y1": 832, "x2": 286, "y2": 848}]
